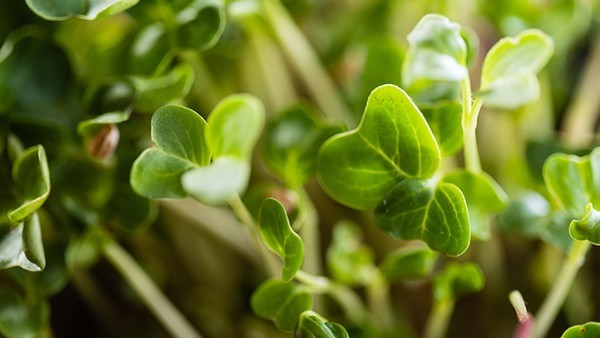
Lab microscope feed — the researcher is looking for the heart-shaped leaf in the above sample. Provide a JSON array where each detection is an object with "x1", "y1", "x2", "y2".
[
  {"x1": 0, "y1": 288, "x2": 48, "y2": 338},
  {"x1": 263, "y1": 104, "x2": 343, "y2": 188},
  {"x1": 443, "y1": 170, "x2": 508, "y2": 240},
  {"x1": 0, "y1": 213, "x2": 45, "y2": 271},
  {"x1": 318, "y1": 84, "x2": 440, "y2": 210},
  {"x1": 433, "y1": 262, "x2": 485, "y2": 301},
  {"x1": 420, "y1": 101, "x2": 463, "y2": 156},
  {"x1": 251, "y1": 279, "x2": 312, "y2": 332},
  {"x1": 479, "y1": 29, "x2": 554, "y2": 109},
  {"x1": 379, "y1": 246, "x2": 437, "y2": 282},
  {"x1": 131, "y1": 62, "x2": 195, "y2": 113},
  {"x1": 543, "y1": 148, "x2": 600, "y2": 219},
  {"x1": 25, "y1": 0, "x2": 139, "y2": 20},
  {"x1": 326, "y1": 221, "x2": 376, "y2": 286},
  {"x1": 258, "y1": 198, "x2": 304, "y2": 281},
  {"x1": 182, "y1": 157, "x2": 250, "y2": 204},
  {"x1": 296, "y1": 311, "x2": 349, "y2": 338},
  {"x1": 561, "y1": 322, "x2": 600, "y2": 338},
  {"x1": 131, "y1": 105, "x2": 209, "y2": 199},
  {"x1": 374, "y1": 178, "x2": 470, "y2": 256},
  {"x1": 175, "y1": 0, "x2": 226, "y2": 50},
  {"x1": 8, "y1": 145, "x2": 50, "y2": 223}
]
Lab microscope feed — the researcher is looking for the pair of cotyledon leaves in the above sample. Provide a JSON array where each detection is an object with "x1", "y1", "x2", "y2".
[
  {"x1": 403, "y1": 14, "x2": 554, "y2": 110},
  {"x1": 130, "y1": 94, "x2": 264, "y2": 205},
  {"x1": 0, "y1": 145, "x2": 50, "y2": 272}
]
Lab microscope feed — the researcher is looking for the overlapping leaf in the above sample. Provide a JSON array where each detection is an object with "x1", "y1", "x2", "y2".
[
  {"x1": 8, "y1": 146, "x2": 50, "y2": 223},
  {"x1": 296, "y1": 311, "x2": 349, "y2": 338},
  {"x1": 0, "y1": 213, "x2": 45, "y2": 271},
  {"x1": 251, "y1": 279, "x2": 312, "y2": 332},
  {"x1": 326, "y1": 221, "x2": 376, "y2": 286}
]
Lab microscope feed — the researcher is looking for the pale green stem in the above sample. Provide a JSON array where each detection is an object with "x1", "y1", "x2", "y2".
[
  {"x1": 295, "y1": 270, "x2": 367, "y2": 324},
  {"x1": 365, "y1": 271, "x2": 394, "y2": 333},
  {"x1": 423, "y1": 298, "x2": 455, "y2": 338},
  {"x1": 228, "y1": 194, "x2": 280, "y2": 277},
  {"x1": 102, "y1": 240, "x2": 203, "y2": 338},
  {"x1": 262, "y1": 0, "x2": 355, "y2": 127},
  {"x1": 561, "y1": 25, "x2": 600, "y2": 148},
  {"x1": 296, "y1": 187, "x2": 322, "y2": 276},
  {"x1": 461, "y1": 78, "x2": 484, "y2": 173},
  {"x1": 533, "y1": 240, "x2": 591, "y2": 338}
]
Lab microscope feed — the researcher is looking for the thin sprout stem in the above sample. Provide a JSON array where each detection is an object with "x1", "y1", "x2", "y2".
[
  {"x1": 296, "y1": 187, "x2": 322, "y2": 276},
  {"x1": 228, "y1": 194, "x2": 280, "y2": 277},
  {"x1": 102, "y1": 240, "x2": 203, "y2": 338},
  {"x1": 533, "y1": 240, "x2": 591, "y2": 338},
  {"x1": 365, "y1": 271, "x2": 394, "y2": 332},
  {"x1": 423, "y1": 298, "x2": 455, "y2": 338},
  {"x1": 461, "y1": 78, "x2": 484, "y2": 173},
  {"x1": 295, "y1": 270, "x2": 367, "y2": 324}
]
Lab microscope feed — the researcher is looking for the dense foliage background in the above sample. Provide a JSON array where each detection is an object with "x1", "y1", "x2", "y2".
[{"x1": 2, "y1": 0, "x2": 600, "y2": 337}]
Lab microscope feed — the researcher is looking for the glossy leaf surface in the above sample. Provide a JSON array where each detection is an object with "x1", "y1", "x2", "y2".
[
  {"x1": 296, "y1": 311, "x2": 349, "y2": 338},
  {"x1": 251, "y1": 279, "x2": 312, "y2": 332},
  {"x1": 264, "y1": 105, "x2": 343, "y2": 188},
  {"x1": 0, "y1": 289, "x2": 48, "y2": 338},
  {"x1": 0, "y1": 213, "x2": 45, "y2": 271},
  {"x1": 25, "y1": 0, "x2": 139, "y2": 20},
  {"x1": 561, "y1": 322, "x2": 600, "y2": 338},
  {"x1": 131, "y1": 105, "x2": 208, "y2": 199},
  {"x1": 318, "y1": 84, "x2": 440, "y2": 210},
  {"x1": 569, "y1": 204, "x2": 600, "y2": 245},
  {"x1": 258, "y1": 198, "x2": 304, "y2": 281},
  {"x1": 433, "y1": 262, "x2": 485, "y2": 301},
  {"x1": 443, "y1": 170, "x2": 508, "y2": 240},
  {"x1": 543, "y1": 148, "x2": 600, "y2": 218},
  {"x1": 8, "y1": 145, "x2": 50, "y2": 223},
  {"x1": 420, "y1": 101, "x2": 463, "y2": 156},
  {"x1": 326, "y1": 221, "x2": 375, "y2": 286},
  {"x1": 374, "y1": 178, "x2": 470, "y2": 256},
  {"x1": 176, "y1": 0, "x2": 226, "y2": 50},
  {"x1": 479, "y1": 29, "x2": 553, "y2": 109},
  {"x1": 379, "y1": 246, "x2": 437, "y2": 281},
  {"x1": 402, "y1": 14, "x2": 468, "y2": 88}
]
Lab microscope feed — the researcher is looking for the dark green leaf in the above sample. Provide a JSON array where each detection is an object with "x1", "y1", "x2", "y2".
[
  {"x1": 443, "y1": 170, "x2": 508, "y2": 240},
  {"x1": 295, "y1": 311, "x2": 349, "y2": 338},
  {"x1": 326, "y1": 221, "x2": 375, "y2": 286},
  {"x1": 318, "y1": 84, "x2": 440, "y2": 210},
  {"x1": 420, "y1": 101, "x2": 463, "y2": 156},
  {"x1": 258, "y1": 198, "x2": 304, "y2": 281},
  {"x1": 374, "y1": 178, "x2": 470, "y2": 256},
  {"x1": 543, "y1": 148, "x2": 600, "y2": 219},
  {"x1": 131, "y1": 62, "x2": 195, "y2": 113},
  {"x1": 25, "y1": 0, "x2": 139, "y2": 20},
  {"x1": 379, "y1": 246, "x2": 437, "y2": 281},
  {"x1": 131, "y1": 148, "x2": 195, "y2": 199},
  {"x1": 433, "y1": 262, "x2": 485, "y2": 301},
  {"x1": 0, "y1": 213, "x2": 45, "y2": 271},
  {"x1": 0, "y1": 289, "x2": 48, "y2": 338},
  {"x1": 103, "y1": 187, "x2": 158, "y2": 233},
  {"x1": 264, "y1": 104, "x2": 343, "y2": 188},
  {"x1": 561, "y1": 322, "x2": 600, "y2": 338},
  {"x1": 176, "y1": 0, "x2": 226, "y2": 50},
  {"x1": 478, "y1": 29, "x2": 553, "y2": 109},
  {"x1": 9, "y1": 243, "x2": 69, "y2": 296},
  {"x1": 8, "y1": 145, "x2": 50, "y2": 223},
  {"x1": 129, "y1": 23, "x2": 170, "y2": 75},
  {"x1": 251, "y1": 279, "x2": 312, "y2": 332}
]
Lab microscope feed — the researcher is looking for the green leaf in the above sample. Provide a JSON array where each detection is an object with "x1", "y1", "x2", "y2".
[
  {"x1": 561, "y1": 322, "x2": 600, "y2": 338},
  {"x1": 24, "y1": 0, "x2": 139, "y2": 20},
  {"x1": 258, "y1": 198, "x2": 304, "y2": 281},
  {"x1": 374, "y1": 178, "x2": 470, "y2": 256},
  {"x1": 9, "y1": 243, "x2": 69, "y2": 296},
  {"x1": 131, "y1": 105, "x2": 209, "y2": 199},
  {"x1": 443, "y1": 170, "x2": 508, "y2": 240},
  {"x1": 543, "y1": 148, "x2": 600, "y2": 219},
  {"x1": 295, "y1": 311, "x2": 349, "y2": 338},
  {"x1": 263, "y1": 104, "x2": 343, "y2": 188},
  {"x1": 251, "y1": 279, "x2": 312, "y2": 332},
  {"x1": 0, "y1": 289, "x2": 48, "y2": 338},
  {"x1": 318, "y1": 84, "x2": 440, "y2": 210},
  {"x1": 326, "y1": 221, "x2": 375, "y2": 286},
  {"x1": 129, "y1": 23, "x2": 170, "y2": 75},
  {"x1": 8, "y1": 145, "x2": 50, "y2": 223},
  {"x1": 433, "y1": 262, "x2": 485, "y2": 301},
  {"x1": 103, "y1": 187, "x2": 158, "y2": 233},
  {"x1": 420, "y1": 101, "x2": 463, "y2": 156},
  {"x1": 402, "y1": 14, "x2": 468, "y2": 89},
  {"x1": 0, "y1": 213, "x2": 45, "y2": 271},
  {"x1": 206, "y1": 94, "x2": 265, "y2": 160},
  {"x1": 379, "y1": 246, "x2": 437, "y2": 282},
  {"x1": 176, "y1": 0, "x2": 226, "y2": 50},
  {"x1": 131, "y1": 62, "x2": 195, "y2": 113},
  {"x1": 77, "y1": 111, "x2": 130, "y2": 136},
  {"x1": 479, "y1": 29, "x2": 554, "y2": 109},
  {"x1": 182, "y1": 157, "x2": 250, "y2": 204},
  {"x1": 569, "y1": 204, "x2": 600, "y2": 245}
]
